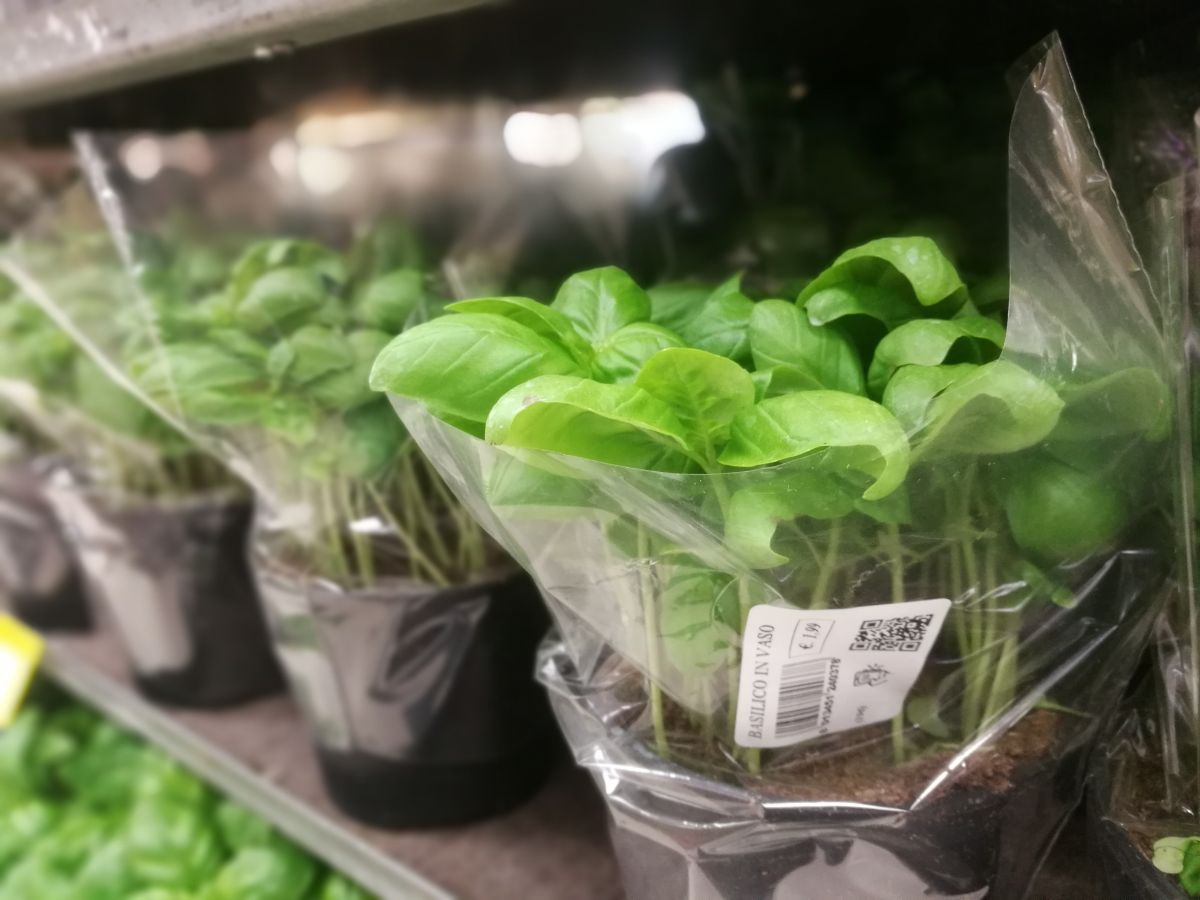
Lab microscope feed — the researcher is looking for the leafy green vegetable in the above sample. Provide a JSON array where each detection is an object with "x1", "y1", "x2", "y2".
[
  {"x1": 1003, "y1": 457, "x2": 1126, "y2": 561},
  {"x1": 550, "y1": 266, "x2": 651, "y2": 344},
  {"x1": 749, "y1": 299, "x2": 864, "y2": 395},
  {"x1": 369, "y1": 314, "x2": 584, "y2": 425},
  {"x1": 867, "y1": 316, "x2": 1004, "y2": 397},
  {"x1": 371, "y1": 233, "x2": 1165, "y2": 771},
  {"x1": 719, "y1": 391, "x2": 910, "y2": 500},
  {"x1": 487, "y1": 375, "x2": 697, "y2": 470}
]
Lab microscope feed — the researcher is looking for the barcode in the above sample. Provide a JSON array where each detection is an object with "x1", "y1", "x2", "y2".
[
  {"x1": 775, "y1": 658, "x2": 829, "y2": 738},
  {"x1": 850, "y1": 614, "x2": 934, "y2": 652}
]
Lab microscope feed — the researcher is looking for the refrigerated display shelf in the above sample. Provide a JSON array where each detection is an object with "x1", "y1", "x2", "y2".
[
  {"x1": 41, "y1": 629, "x2": 623, "y2": 900},
  {"x1": 0, "y1": 0, "x2": 490, "y2": 112}
]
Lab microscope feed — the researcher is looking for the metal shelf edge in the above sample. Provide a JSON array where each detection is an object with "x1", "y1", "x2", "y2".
[{"x1": 41, "y1": 642, "x2": 455, "y2": 900}]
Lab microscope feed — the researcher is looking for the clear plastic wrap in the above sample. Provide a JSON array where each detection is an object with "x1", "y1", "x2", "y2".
[
  {"x1": 381, "y1": 37, "x2": 1176, "y2": 897},
  {"x1": 6, "y1": 129, "x2": 560, "y2": 824},
  {"x1": 0, "y1": 452, "x2": 90, "y2": 631},
  {"x1": 43, "y1": 467, "x2": 283, "y2": 707},
  {"x1": 1085, "y1": 23, "x2": 1200, "y2": 898}
]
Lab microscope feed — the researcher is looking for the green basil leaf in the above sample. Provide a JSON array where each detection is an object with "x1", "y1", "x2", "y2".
[
  {"x1": 228, "y1": 239, "x2": 345, "y2": 302},
  {"x1": 550, "y1": 267, "x2": 650, "y2": 343},
  {"x1": 369, "y1": 313, "x2": 585, "y2": 425},
  {"x1": 867, "y1": 316, "x2": 1005, "y2": 398},
  {"x1": 679, "y1": 275, "x2": 754, "y2": 364},
  {"x1": 726, "y1": 475, "x2": 856, "y2": 567},
  {"x1": 910, "y1": 360, "x2": 1064, "y2": 459},
  {"x1": 749, "y1": 298, "x2": 864, "y2": 395},
  {"x1": 659, "y1": 568, "x2": 739, "y2": 674},
  {"x1": 646, "y1": 282, "x2": 711, "y2": 333},
  {"x1": 486, "y1": 374, "x2": 698, "y2": 471},
  {"x1": 235, "y1": 268, "x2": 329, "y2": 334},
  {"x1": 132, "y1": 343, "x2": 262, "y2": 399},
  {"x1": 1049, "y1": 367, "x2": 1170, "y2": 442},
  {"x1": 880, "y1": 363, "x2": 977, "y2": 434},
  {"x1": 751, "y1": 364, "x2": 827, "y2": 401},
  {"x1": 209, "y1": 328, "x2": 268, "y2": 362},
  {"x1": 267, "y1": 325, "x2": 355, "y2": 387},
  {"x1": 634, "y1": 347, "x2": 754, "y2": 462},
  {"x1": 485, "y1": 453, "x2": 601, "y2": 519},
  {"x1": 354, "y1": 269, "x2": 428, "y2": 332},
  {"x1": 594, "y1": 322, "x2": 686, "y2": 382},
  {"x1": 334, "y1": 400, "x2": 407, "y2": 481},
  {"x1": 448, "y1": 296, "x2": 592, "y2": 367},
  {"x1": 800, "y1": 236, "x2": 967, "y2": 328},
  {"x1": 306, "y1": 329, "x2": 391, "y2": 410},
  {"x1": 1003, "y1": 456, "x2": 1126, "y2": 562},
  {"x1": 719, "y1": 391, "x2": 910, "y2": 500}
]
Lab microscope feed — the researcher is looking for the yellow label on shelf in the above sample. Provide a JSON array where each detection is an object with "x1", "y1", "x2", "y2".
[{"x1": 0, "y1": 614, "x2": 43, "y2": 727}]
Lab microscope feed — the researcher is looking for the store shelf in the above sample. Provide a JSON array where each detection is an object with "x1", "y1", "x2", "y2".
[
  {"x1": 41, "y1": 629, "x2": 623, "y2": 900},
  {"x1": 38, "y1": 628, "x2": 1100, "y2": 900},
  {"x1": 0, "y1": 0, "x2": 491, "y2": 112}
]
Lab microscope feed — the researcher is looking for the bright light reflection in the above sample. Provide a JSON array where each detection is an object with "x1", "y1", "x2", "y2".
[
  {"x1": 121, "y1": 135, "x2": 163, "y2": 181},
  {"x1": 296, "y1": 145, "x2": 353, "y2": 195},
  {"x1": 502, "y1": 111, "x2": 584, "y2": 167},
  {"x1": 297, "y1": 109, "x2": 407, "y2": 148}
]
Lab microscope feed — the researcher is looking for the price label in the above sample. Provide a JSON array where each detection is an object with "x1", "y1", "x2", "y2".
[{"x1": 0, "y1": 614, "x2": 43, "y2": 727}]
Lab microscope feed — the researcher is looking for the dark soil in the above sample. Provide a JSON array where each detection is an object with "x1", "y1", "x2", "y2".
[{"x1": 752, "y1": 710, "x2": 1061, "y2": 807}]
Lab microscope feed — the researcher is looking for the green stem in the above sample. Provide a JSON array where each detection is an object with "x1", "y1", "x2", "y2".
[
  {"x1": 810, "y1": 519, "x2": 842, "y2": 611},
  {"x1": 365, "y1": 482, "x2": 451, "y2": 587},
  {"x1": 637, "y1": 524, "x2": 669, "y2": 760},
  {"x1": 318, "y1": 478, "x2": 352, "y2": 582},
  {"x1": 882, "y1": 522, "x2": 907, "y2": 764}
]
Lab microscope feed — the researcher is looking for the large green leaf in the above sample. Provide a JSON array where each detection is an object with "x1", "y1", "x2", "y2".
[
  {"x1": 132, "y1": 343, "x2": 261, "y2": 400},
  {"x1": 634, "y1": 347, "x2": 754, "y2": 463},
  {"x1": 484, "y1": 453, "x2": 600, "y2": 519},
  {"x1": 679, "y1": 276, "x2": 755, "y2": 364},
  {"x1": 234, "y1": 268, "x2": 329, "y2": 333},
  {"x1": 354, "y1": 269, "x2": 428, "y2": 333},
  {"x1": 719, "y1": 391, "x2": 910, "y2": 500},
  {"x1": 659, "y1": 567, "x2": 739, "y2": 674},
  {"x1": 646, "y1": 282, "x2": 711, "y2": 333},
  {"x1": 446, "y1": 296, "x2": 592, "y2": 368},
  {"x1": 800, "y1": 237, "x2": 966, "y2": 328},
  {"x1": 227, "y1": 239, "x2": 345, "y2": 303},
  {"x1": 594, "y1": 323, "x2": 686, "y2": 382},
  {"x1": 307, "y1": 329, "x2": 391, "y2": 410},
  {"x1": 725, "y1": 475, "x2": 856, "y2": 567},
  {"x1": 749, "y1": 299, "x2": 864, "y2": 395},
  {"x1": 266, "y1": 325, "x2": 355, "y2": 387},
  {"x1": 368, "y1": 313, "x2": 585, "y2": 424},
  {"x1": 880, "y1": 363, "x2": 977, "y2": 435},
  {"x1": 485, "y1": 374, "x2": 698, "y2": 470},
  {"x1": 867, "y1": 317, "x2": 1005, "y2": 397},
  {"x1": 1049, "y1": 367, "x2": 1170, "y2": 442},
  {"x1": 910, "y1": 360, "x2": 1064, "y2": 458},
  {"x1": 550, "y1": 267, "x2": 650, "y2": 344}
]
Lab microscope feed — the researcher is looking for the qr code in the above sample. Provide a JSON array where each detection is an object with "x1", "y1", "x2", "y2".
[{"x1": 849, "y1": 614, "x2": 934, "y2": 652}]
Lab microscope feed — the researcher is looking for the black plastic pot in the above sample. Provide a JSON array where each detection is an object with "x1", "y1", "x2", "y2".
[
  {"x1": 1086, "y1": 752, "x2": 1188, "y2": 900},
  {"x1": 253, "y1": 550, "x2": 559, "y2": 828},
  {"x1": 539, "y1": 639, "x2": 1091, "y2": 900},
  {"x1": 45, "y1": 476, "x2": 282, "y2": 707},
  {"x1": 0, "y1": 459, "x2": 90, "y2": 631}
]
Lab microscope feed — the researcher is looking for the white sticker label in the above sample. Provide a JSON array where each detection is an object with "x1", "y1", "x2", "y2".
[{"x1": 735, "y1": 598, "x2": 951, "y2": 748}]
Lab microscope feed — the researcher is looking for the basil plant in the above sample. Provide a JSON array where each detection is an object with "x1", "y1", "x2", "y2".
[
  {"x1": 371, "y1": 236, "x2": 1170, "y2": 774},
  {"x1": 113, "y1": 232, "x2": 490, "y2": 587},
  {"x1": 0, "y1": 245, "x2": 226, "y2": 498}
]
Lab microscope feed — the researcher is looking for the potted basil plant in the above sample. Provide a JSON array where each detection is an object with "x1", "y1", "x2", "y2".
[
  {"x1": 52, "y1": 221, "x2": 558, "y2": 827},
  {"x1": 370, "y1": 41, "x2": 1174, "y2": 898},
  {"x1": 0, "y1": 233, "x2": 282, "y2": 708},
  {"x1": 0, "y1": 275, "x2": 88, "y2": 631}
]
